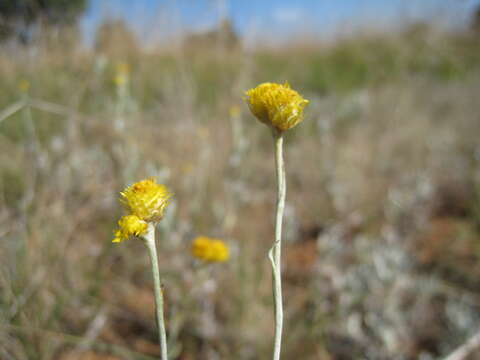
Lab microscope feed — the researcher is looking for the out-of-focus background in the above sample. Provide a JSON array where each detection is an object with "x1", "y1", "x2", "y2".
[{"x1": 1, "y1": 1, "x2": 480, "y2": 359}]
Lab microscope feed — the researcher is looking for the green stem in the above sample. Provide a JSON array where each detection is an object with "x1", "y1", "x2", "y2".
[
  {"x1": 143, "y1": 224, "x2": 168, "y2": 360},
  {"x1": 269, "y1": 129, "x2": 286, "y2": 360}
]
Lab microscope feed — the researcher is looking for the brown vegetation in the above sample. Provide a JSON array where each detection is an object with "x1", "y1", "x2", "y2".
[{"x1": 1, "y1": 23, "x2": 480, "y2": 359}]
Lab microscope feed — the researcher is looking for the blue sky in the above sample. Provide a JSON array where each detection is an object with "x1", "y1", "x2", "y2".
[{"x1": 81, "y1": 0, "x2": 480, "y2": 45}]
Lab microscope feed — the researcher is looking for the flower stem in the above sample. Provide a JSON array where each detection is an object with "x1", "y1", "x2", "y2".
[
  {"x1": 143, "y1": 224, "x2": 168, "y2": 360},
  {"x1": 269, "y1": 129, "x2": 286, "y2": 360}
]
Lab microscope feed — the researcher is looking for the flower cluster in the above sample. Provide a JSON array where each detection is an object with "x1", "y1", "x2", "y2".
[
  {"x1": 113, "y1": 178, "x2": 172, "y2": 243},
  {"x1": 244, "y1": 81, "x2": 309, "y2": 131},
  {"x1": 191, "y1": 236, "x2": 229, "y2": 263},
  {"x1": 113, "y1": 215, "x2": 148, "y2": 243}
]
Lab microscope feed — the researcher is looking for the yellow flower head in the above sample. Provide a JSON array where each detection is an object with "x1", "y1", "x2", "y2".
[
  {"x1": 244, "y1": 82, "x2": 309, "y2": 131},
  {"x1": 191, "y1": 236, "x2": 229, "y2": 263},
  {"x1": 209, "y1": 240, "x2": 229, "y2": 262},
  {"x1": 120, "y1": 178, "x2": 172, "y2": 222},
  {"x1": 229, "y1": 104, "x2": 241, "y2": 118},
  {"x1": 191, "y1": 236, "x2": 212, "y2": 260},
  {"x1": 113, "y1": 62, "x2": 130, "y2": 86},
  {"x1": 113, "y1": 74, "x2": 128, "y2": 86},
  {"x1": 113, "y1": 214, "x2": 148, "y2": 243},
  {"x1": 18, "y1": 79, "x2": 30, "y2": 93}
]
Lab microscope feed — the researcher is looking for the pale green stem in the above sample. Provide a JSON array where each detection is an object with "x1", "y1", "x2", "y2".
[
  {"x1": 269, "y1": 129, "x2": 286, "y2": 360},
  {"x1": 143, "y1": 224, "x2": 168, "y2": 360}
]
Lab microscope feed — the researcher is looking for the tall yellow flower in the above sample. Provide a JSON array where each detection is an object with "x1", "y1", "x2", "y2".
[
  {"x1": 120, "y1": 178, "x2": 172, "y2": 222},
  {"x1": 111, "y1": 177, "x2": 172, "y2": 359},
  {"x1": 191, "y1": 236, "x2": 229, "y2": 263},
  {"x1": 244, "y1": 82, "x2": 309, "y2": 131},
  {"x1": 113, "y1": 214, "x2": 148, "y2": 243},
  {"x1": 245, "y1": 81, "x2": 309, "y2": 360}
]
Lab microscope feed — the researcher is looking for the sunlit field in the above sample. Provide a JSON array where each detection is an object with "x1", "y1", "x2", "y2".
[{"x1": 1, "y1": 20, "x2": 480, "y2": 359}]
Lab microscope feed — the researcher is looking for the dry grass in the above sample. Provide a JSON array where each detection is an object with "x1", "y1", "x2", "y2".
[{"x1": 1, "y1": 25, "x2": 480, "y2": 359}]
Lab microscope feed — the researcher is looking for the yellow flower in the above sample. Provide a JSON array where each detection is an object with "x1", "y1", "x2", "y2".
[
  {"x1": 18, "y1": 79, "x2": 30, "y2": 93},
  {"x1": 113, "y1": 214, "x2": 148, "y2": 243},
  {"x1": 113, "y1": 74, "x2": 128, "y2": 86},
  {"x1": 209, "y1": 240, "x2": 229, "y2": 262},
  {"x1": 229, "y1": 104, "x2": 241, "y2": 118},
  {"x1": 113, "y1": 62, "x2": 130, "y2": 86},
  {"x1": 244, "y1": 82, "x2": 309, "y2": 131},
  {"x1": 120, "y1": 178, "x2": 172, "y2": 222},
  {"x1": 191, "y1": 236, "x2": 212, "y2": 260},
  {"x1": 191, "y1": 236, "x2": 229, "y2": 263}
]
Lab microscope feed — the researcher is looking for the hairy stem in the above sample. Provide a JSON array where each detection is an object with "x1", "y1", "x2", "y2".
[
  {"x1": 144, "y1": 224, "x2": 168, "y2": 360},
  {"x1": 269, "y1": 129, "x2": 286, "y2": 360}
]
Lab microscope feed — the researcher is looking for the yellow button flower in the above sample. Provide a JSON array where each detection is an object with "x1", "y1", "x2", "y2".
[
  {"x1": 113, "y1": 74, "x2": 128, "y2": 86},
  {"x1": 191, "y1": 236, "x2": 213, "y2": 260},
  {"x1": 18, "y1": 79, "x2": 30, "y2": 93},
  {"x1": 209, "y1": 240, "x2": 229, "y2": 262},
  {"x1": 244, "y1": 82, "x2": 309, "y2": 131},
  {"x1": 113, "y1": 214, "x2": 148, "y2": 243},
  {"x1": 229, "y1": 104, "x2": 241, "y2": 118},
  {"x1": 191, "y1": 236, "x2": 229, "y2": 263},
  {"x1": 113, "y1": 62, "x2": 130, "y2": 86},
  {"x1": 120, "y1": 178, "x2": 172, "y2": 222}
]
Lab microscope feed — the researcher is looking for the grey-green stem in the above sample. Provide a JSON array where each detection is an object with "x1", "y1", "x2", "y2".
[
  {"x1": 143, "y1": 224, "x2": 168, "y2": 360},
  {"x1": 269, "y1": 129, "x2": 286, "y2": 360}
]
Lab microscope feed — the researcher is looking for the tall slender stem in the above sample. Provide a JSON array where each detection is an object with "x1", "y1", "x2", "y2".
[
  {"x1": 269, "y1": 129, "x2": 286, "y2": 360},
  {"x1": 143, "y1": 224, "x2": 168, "y2": 360}
]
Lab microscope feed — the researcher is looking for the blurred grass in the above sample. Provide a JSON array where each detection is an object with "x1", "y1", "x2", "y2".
[{"x1": 2, "y1": 27, "x2": 480, "y2": 137}]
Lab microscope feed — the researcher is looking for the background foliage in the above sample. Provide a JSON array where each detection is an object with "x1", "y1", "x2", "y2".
[{"x1": 1, "y1": 9, "x2": 480, "y2": 360}]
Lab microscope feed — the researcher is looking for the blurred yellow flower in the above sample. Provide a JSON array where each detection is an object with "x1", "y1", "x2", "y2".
[
  {"x1": 191, "y1": 236, "x2": 211, "y2": 259},
  {"x1": 113, "y1": 214, "x2": 148, "y2": 243},
  {"x1": 113, "y1": 74, "x2": 128, "y2": 86},
  {"x1": 244, "y1": 82, "x2": 309, "y2": 131},
  {"x1": 229, "y1": 104, "x2": 241, "y2": 118},
  {"x1": 209, "y1": 239, "x2": 229, "y2": 262},
  {"x1": 18, "y1": 79, "x2": 30, "y2": 93},
  {"x1": 113, "y1": 62, "x2": 130, "y2": 86},
  {"x1": 120, "y1": 178, "x2": 172, "y2": 222},
  {"x1": 191, "y1": 236, "x2": 229, "y2": 263}
]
